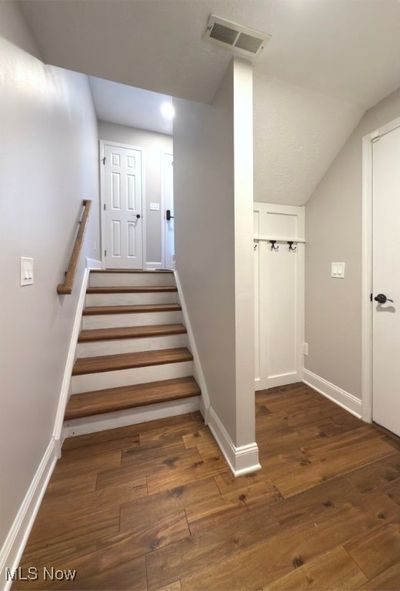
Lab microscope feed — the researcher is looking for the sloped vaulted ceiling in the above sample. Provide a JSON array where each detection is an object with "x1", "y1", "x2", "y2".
[{"x1": 18, "y1": 0, "x2": 400, "y2": 205}]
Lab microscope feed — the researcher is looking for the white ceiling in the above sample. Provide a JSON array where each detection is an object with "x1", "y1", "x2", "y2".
[
  {"x1": 19, "y1": 0, "x2": 400, "y2": 107},
  {"x1": 253, "y1": 72, "x2": 363, "y2": 205},
  {"x1": 89, "y1": 77, "x2": 173, "y2": 135},
  {"x1": 19, "y1": 0, "x2": 400, "y2": 204}
]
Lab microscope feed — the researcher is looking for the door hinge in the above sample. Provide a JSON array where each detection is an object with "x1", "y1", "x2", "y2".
[
  {"x1": 104, "y1": 249, "x2": 107, "y2": 257},
  {"x1": 102, "y1": 157, "x2": 106, "y2": 165},
  {"x1": 103, "y1": 203, "x2": 106, "y2": 211},
  {"x1": 370, "y1": 292, "x2": 373, "y2": 302}
]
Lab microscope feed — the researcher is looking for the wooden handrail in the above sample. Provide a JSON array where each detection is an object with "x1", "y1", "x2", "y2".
[{"x1": 57, "y1": 199, "x2": 92, "y2": 295}]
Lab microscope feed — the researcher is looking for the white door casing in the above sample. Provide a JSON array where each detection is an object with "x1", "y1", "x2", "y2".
[
  {"x1": 254, "y1": 203, "x2": 305, "y2": 390},
  {"x1": 102, "y1": 142, "x2": 144, "y2": 269},
  {"x1": 371, "y1": 124, "x2": 400, "y2": 436},
  {"x1": 162, "y1": 152, "x2": 175, "y2": 269}
]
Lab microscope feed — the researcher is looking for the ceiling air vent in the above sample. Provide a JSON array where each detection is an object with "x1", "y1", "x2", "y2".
[{"x1": 204, "y1": 15, "x2": 270, "y2": 58}]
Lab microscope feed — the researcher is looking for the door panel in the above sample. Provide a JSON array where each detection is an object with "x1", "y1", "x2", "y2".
[
  {"x1": 372, "y1": 125, "x2": 400, "y2": 436},
  {"x1": 254, "y1": 202, "x2": 304, "y2": 390},
  {"x1": 104, "y1": 144, "x2": 143, "y2": 269}
]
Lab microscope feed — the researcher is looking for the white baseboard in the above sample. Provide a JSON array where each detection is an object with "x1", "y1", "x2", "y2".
[
  {"x1": 255, "y1": 371, "x2": 300, "y2": 390},
  {"x1": 144, "y1": 261, "x2": 163, "y2": 270},
  {"x1": 208, "y1": 407, "x2": 261, "y2": 477},
  {"x1": 0, "y1": 439, "x2": 57, "y2": 591},
  {"x1": 63, "y1": 396, "x2": 200, "y2": 437},
  {"x1": 85, "y1": 257, "x2": 103, "y2": 269},
  {"x1": 174, "y1": 270, "x2": 211, "y2": 423},
  {"x1": 53, "y1": 267, "x2": 90, "y2": 447},
  {"x1": 303, "y1": 368, "x2": 362, "y2": 418}
]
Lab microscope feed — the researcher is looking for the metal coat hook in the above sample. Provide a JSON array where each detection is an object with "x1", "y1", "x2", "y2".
[
  {"x1": 270, "y1": 240, "x2": 279, "y2": 251},
  {"x1": 288, "y1": 241, "x2": 297, "y2": 252}
]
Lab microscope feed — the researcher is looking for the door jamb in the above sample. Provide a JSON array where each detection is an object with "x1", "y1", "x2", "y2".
[
  {"x1": 161, "y1": 152, "x2": 174, "y2": 269},
  {"x1": 361, "y1": 116, "x2": 400, "y2": 423},
  {"x1": 99, "y1": 140, "x2": 146, "y2": 269}
]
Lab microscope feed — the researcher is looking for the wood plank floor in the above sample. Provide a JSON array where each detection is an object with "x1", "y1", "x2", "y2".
[{"x1": 14, "y1": 383, "x2": 400, "y2": 590}]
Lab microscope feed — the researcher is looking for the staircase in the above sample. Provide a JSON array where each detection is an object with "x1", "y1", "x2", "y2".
[{"x1": 63, "y1": 269, "x2": 201, "y2": 436}]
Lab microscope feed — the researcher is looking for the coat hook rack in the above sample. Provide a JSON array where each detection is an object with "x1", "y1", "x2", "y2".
[
  {"x1": 270, "y1": 240, "x2": 279, "y2": 251},
  {"x1": 288, "y1": 241, "x2": 297, "y2": 252}
]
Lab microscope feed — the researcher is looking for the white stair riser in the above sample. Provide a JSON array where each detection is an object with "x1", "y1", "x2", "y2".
[
  {"x1": 71, "y1": 361, "x2": 194, "y2": 394},
  {"x1": 86, "y1": 292, "x2": 178, "y2": 307},
  {"x1": 63, "y1": 396, "x2": 201, "y2": 437},
  {"x1": 82, "y1": 311, "x2": 183, "y2": 329},
  {"x1": 77, "y1": 334, "x2": 188, "y2": 357},
  {"x1": 89, "y1": 273, "x2": 175, "y2": 287}
]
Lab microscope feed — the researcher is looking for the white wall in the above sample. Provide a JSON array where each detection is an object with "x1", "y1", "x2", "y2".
[
  {"x1": 0, "y1": 0, "x2": 99, "y2": 560},
  {"x1": 97, "y1": 121, "x2": 172, "y2": 266},
  {"x1": 305, "y1": 86, "x2": 400, "y2": 399},
  {"x1": 173, "y1": 59, "x2": 258, "y2": 470}
]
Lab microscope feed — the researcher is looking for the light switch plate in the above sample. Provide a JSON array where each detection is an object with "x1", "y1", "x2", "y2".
[
  {"x1": 21, "y1": 257, "x2": 34, "y2": 286},
  {"x1": 331, "y1": 262, "x2": 345, "y2": 278},
  {"x1": 149, "y1": 202, "x2": 160, "y2": 211}
]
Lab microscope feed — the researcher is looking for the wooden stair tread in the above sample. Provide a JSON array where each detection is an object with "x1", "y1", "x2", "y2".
[
  {"x1": 87, "y1": 286, "x2": 177, "y2": 294},
  {"x1": 91, "y1": 269, "x2": 173, "y2": 274},
  {"x1": 78, "y1": 324, "x2": 187, "y2": 342},
  {"x1": 83, "y1": 303, "x2": 182, "y2": 316},
  {"x1": 72, "y1": 347, "x2": 193, "y2": 375},
  {"x1": 64, "y1": 377, "x2": 200, "y2": 420}
]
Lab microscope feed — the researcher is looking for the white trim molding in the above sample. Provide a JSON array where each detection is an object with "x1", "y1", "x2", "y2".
[
  {"x1": 173, "y1": 270, "x2": 211, "y2": 422},
  {"x1": 144, "y1": 261, "x2": 163, "y2": 270},
  {"x1": 303, "y1": 369, "x2": 362, "y2": 418},
  {"x1": 53, "y1": 266, "x2": 91, "y2": 452},
  {"x1": 0, "y1": 439, "x2": 57, "y2": 591},
  {"x1": 85, "y1": 257, "x2": 103, "y2": 270},
  {"x1": 361, "y1": 116, "x2": 400, "y2": 423},
  {"x1": 208, "y1": 407, "x2": 261, "y2": 476}
]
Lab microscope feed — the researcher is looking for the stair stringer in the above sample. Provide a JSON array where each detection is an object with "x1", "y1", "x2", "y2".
[{"x1": 173, "y1": 269, "x2": 211, "y2": 423}]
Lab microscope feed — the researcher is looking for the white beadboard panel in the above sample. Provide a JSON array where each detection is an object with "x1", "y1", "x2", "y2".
[
  {"x1": 254, "y1": 202, "x2": 305, "y2": 390},
  {"x1": 89, "y1": 272, "x2": 175, "y2": 287},
  {"x1": 82, "y1": 310, "x2": 182, "y2": 329},
  {"x1": 77, "y1": 334, "x2": 188, "y2": 357},
  {"x1": 85, "y1": 291, "x2": 178, "y2": 307},
  {"x1": 71, "y1": 360, "x2": 194, "y2": 394}
]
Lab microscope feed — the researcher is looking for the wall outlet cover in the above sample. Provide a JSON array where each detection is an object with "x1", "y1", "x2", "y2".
[
  {"x1": 303, "y1": 342, "x2": 309, "y2": 356},
  {"x1": 149, "y1": 202, "x2": 160, "y2": 211}
]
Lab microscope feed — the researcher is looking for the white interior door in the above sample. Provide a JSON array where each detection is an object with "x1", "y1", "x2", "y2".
[
  {"x1": 372, "y1": 124, "x2": 400, "y2": 436},
  {"x1": 162, "y1": 153, "x2": 175, "y2": 269},
  {"x1": 103, "y1": 143, "x2": 143, "y2": 269}
]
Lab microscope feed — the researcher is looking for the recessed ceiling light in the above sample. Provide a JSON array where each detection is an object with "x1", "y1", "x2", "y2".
[{"x1": 161, "y1": 102, "x2": 175, "y2": 120}]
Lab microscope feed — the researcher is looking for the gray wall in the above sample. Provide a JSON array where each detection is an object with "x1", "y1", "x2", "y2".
[
  {"x1": 0, "y1": 1, "x2": 99, "y2": 552},
  {"x1": 173, "y1": 59, "x2": 255, "y2": 448},
  {"x1": 305, "y1": 87, "x2": 400, "y2": 398},
  {"x1": 97, "y1": 121, "x2": 172, "y2": 266},
  {"x1": 173, "y1": 65, "x2": 236, "y2": 440}
]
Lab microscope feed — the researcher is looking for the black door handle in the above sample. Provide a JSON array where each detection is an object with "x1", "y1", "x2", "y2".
[
  {"x1": 166, "y1": 209, "x2": 174, "y2": 221},
  {"x1": 136, "y1": 214, "x2": 141, "y2": 219},
  {"x1": 374, "y1": 293, "x2": 394, "y2": 304}
]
